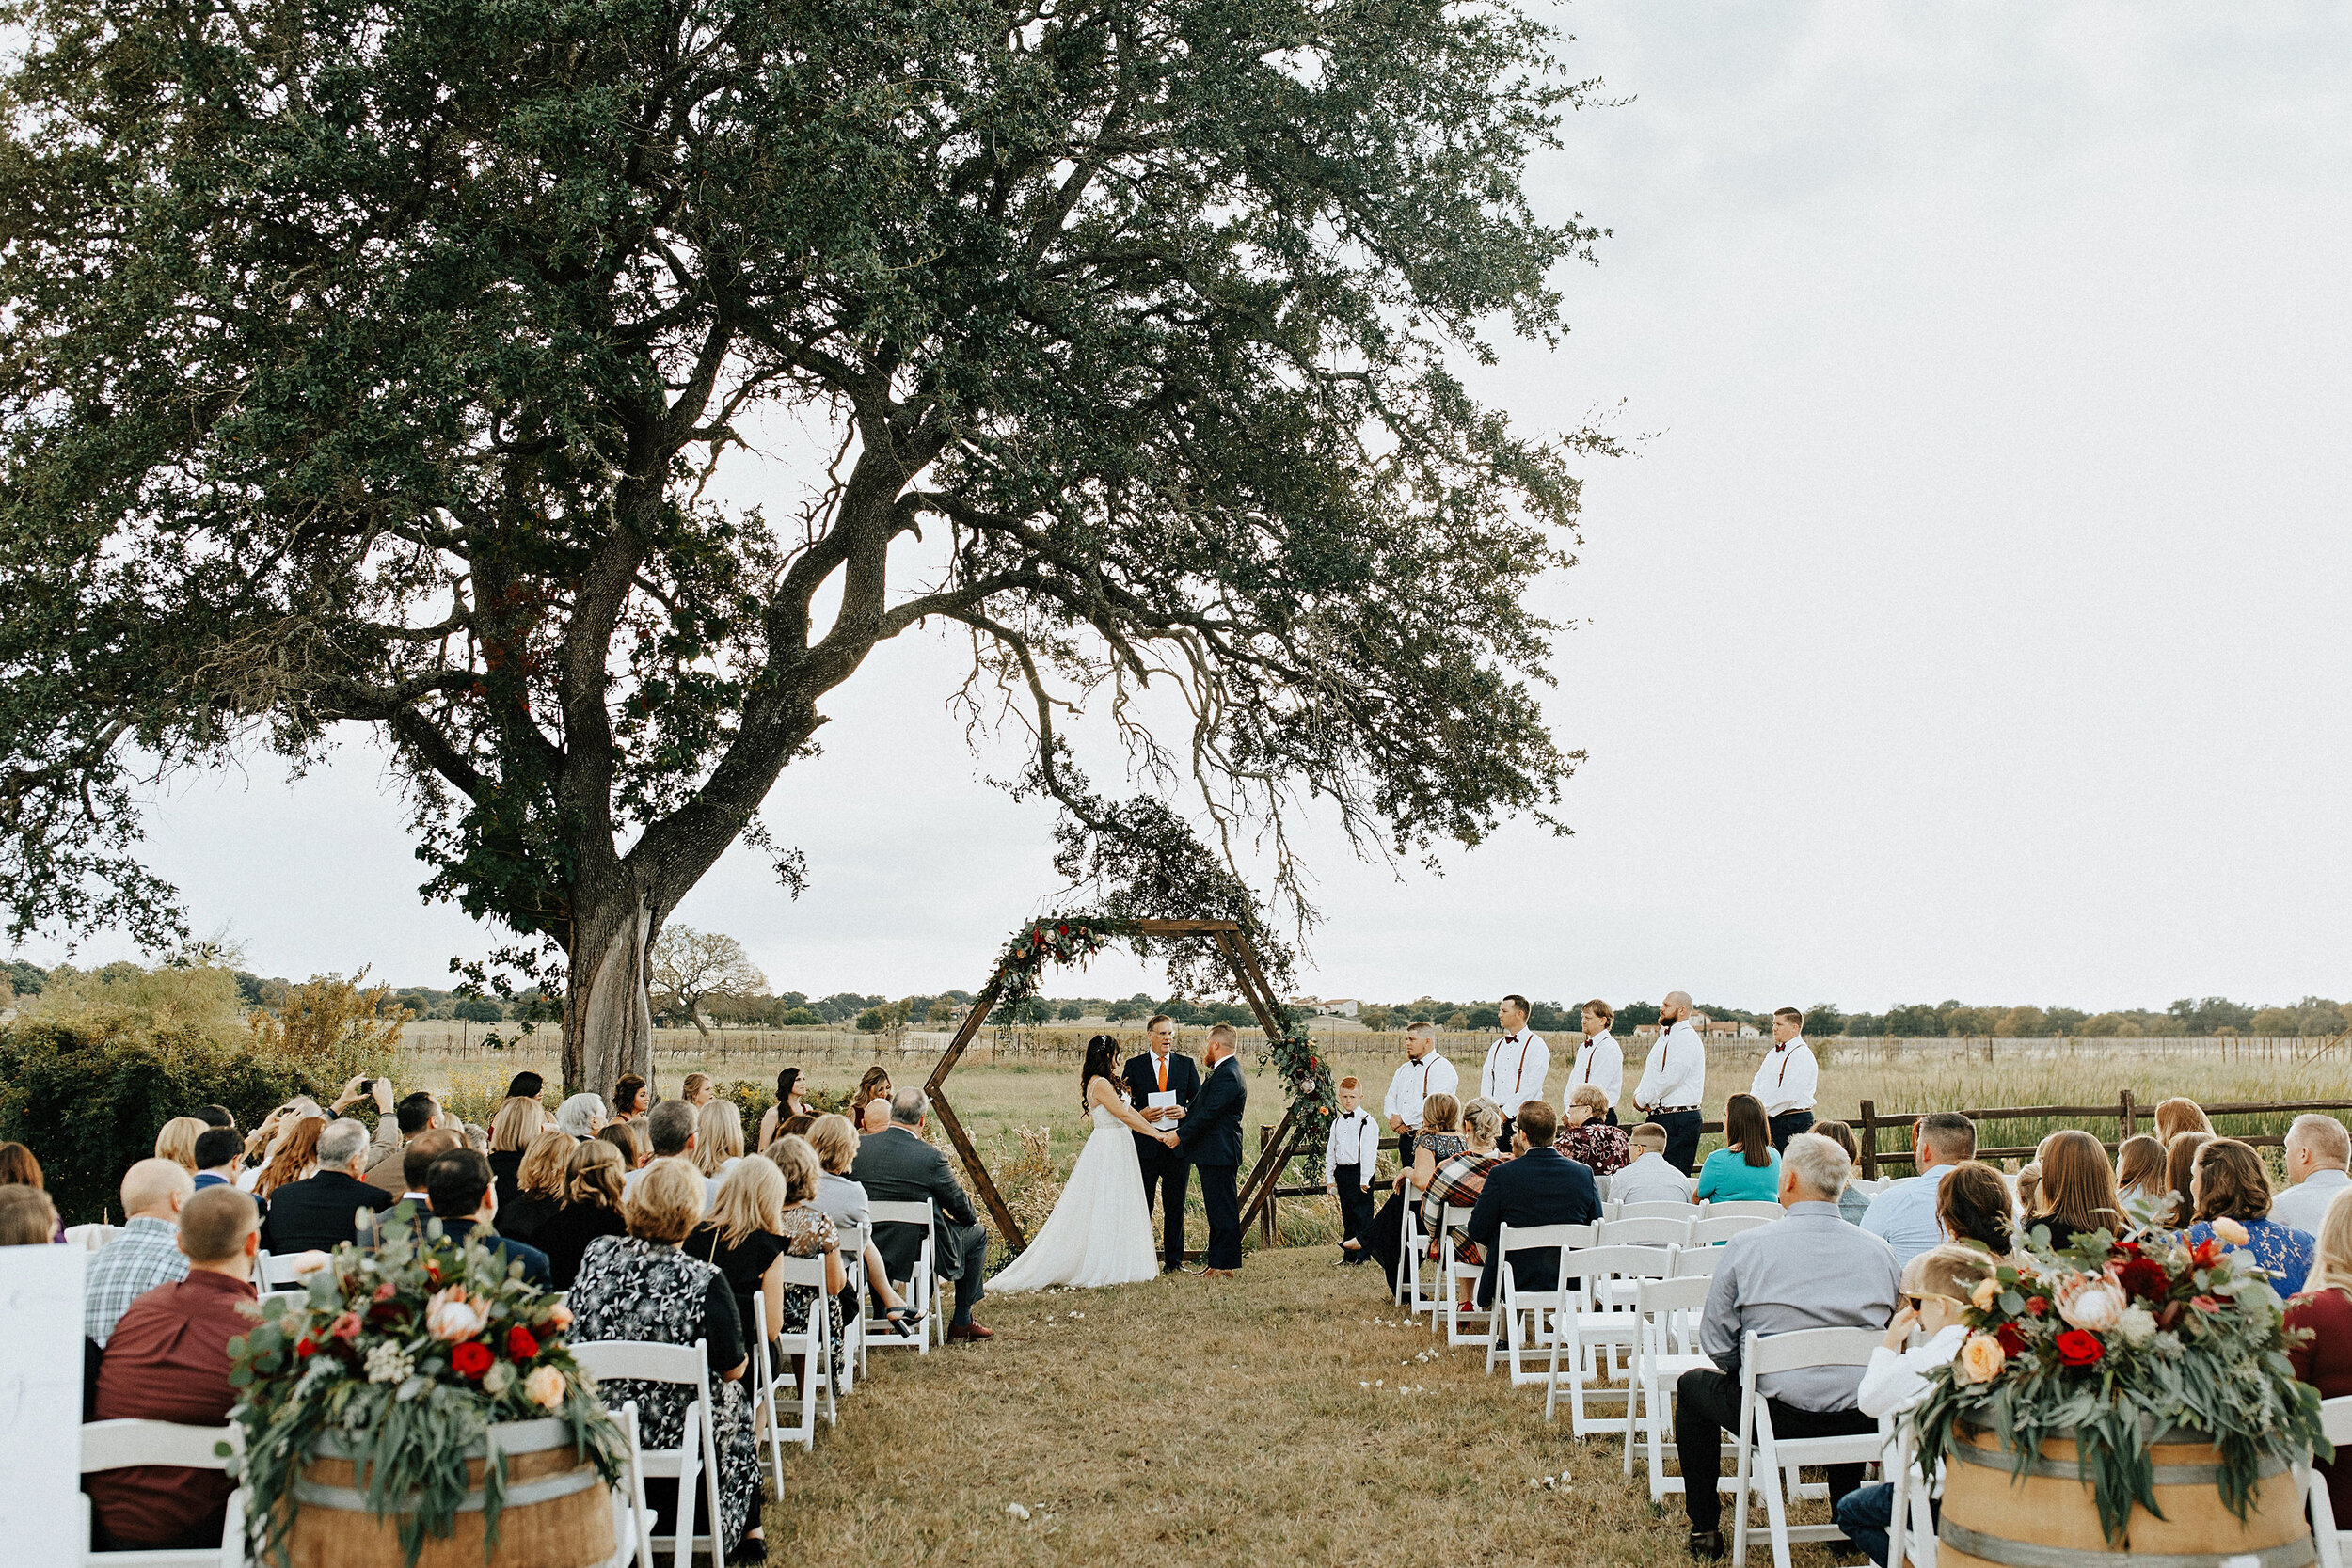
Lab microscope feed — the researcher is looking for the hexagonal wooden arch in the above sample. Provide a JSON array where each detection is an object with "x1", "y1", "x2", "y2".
[{"x1": 923, "y1": 918, "x2": 1315, "y2": 1255}]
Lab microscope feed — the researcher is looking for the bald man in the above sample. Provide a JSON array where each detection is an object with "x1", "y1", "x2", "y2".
[
  {"x1": 1633, "y1": 991, "x2": 1708, "y2": 1176},
  {"x1": 85, "y1": 1157, "x2": 196, "y2": 1345}
]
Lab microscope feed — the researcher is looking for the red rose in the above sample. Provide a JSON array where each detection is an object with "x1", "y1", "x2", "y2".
[
  {"x1": 506, "y1": 1325, "x2": 540, "y2": 1362},
  {"x1": 1994, "y1": 1323, "x2": 2026, "y2": 1357},
  {"x1": 1308, "y1": 1057, "x2": 1318, "y2": 1069},
  {"x1": 1057, "y1": 924, "x2": 1067, "y2": 935},
  {"x1": 2025, "y1": 1295, "x2": 2049, "y2": 1317},
  {"x1": 2056, "y1": 1329, "x2": 2104, "y2": 1367},
  {"x1": 452, "y1": 1341, "x2": 494, "y2": 1379},
  {"x1": 295, "y1": 1336, "x2": 317, "y2": 1359},
  {"x1": 2115, "y1": 1258, "x2": 2169, "y2": 1301}
]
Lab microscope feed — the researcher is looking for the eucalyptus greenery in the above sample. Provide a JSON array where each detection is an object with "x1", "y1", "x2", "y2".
[
  {"x1": 228, "y1": 1213, "x2": 625, "y2": 1567},
  {"x1": 0, "y1": 0, "x2": 1607, "y2": 1094}
]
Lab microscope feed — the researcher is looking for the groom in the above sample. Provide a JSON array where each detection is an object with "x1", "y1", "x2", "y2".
[
  {"x1": 1124, "y1": 1014, "x2": 1200, "y2": 1275},
  {"x1": 1176, "y1": 1023, "x2": 1248, "y2": 1276}
]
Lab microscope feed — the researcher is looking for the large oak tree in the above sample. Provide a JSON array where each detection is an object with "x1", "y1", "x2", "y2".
[{"x1": 0, "y1": 0, "x2": 1602, "y2": 1095}]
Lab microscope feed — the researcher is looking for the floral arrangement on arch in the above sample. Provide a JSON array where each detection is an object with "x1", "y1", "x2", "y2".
[
  {"x1": 986, "y1": 913, "x2": 1131, "y2": 1009},
  {"x1": 1912, "y1": 1218, "x2": 2327, "y2": 1545},
  {"x1": 227, "y1": 1212, "x2": 627, "y2": 1567}
]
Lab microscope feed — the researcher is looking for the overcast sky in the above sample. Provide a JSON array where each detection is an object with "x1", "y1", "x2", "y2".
[{"x1": 23, "y1": 2, "x2": 2352, "y2": 1014}]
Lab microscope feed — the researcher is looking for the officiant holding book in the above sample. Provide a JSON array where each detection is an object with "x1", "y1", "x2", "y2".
[{"x1": 1124, "y1": 1015, "x2": 1200, "y2": 1275}]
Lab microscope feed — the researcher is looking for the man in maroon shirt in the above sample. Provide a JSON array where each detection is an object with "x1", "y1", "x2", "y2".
[{"x1": 87, "y1": 1184, "x2": 261, "y2": 1550}]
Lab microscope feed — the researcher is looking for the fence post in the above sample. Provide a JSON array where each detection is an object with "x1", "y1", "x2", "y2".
[
  {"x1": 1859, "y1": 1099, "x2": 1878, "y2": 1180},
  {"x1": 1259, "y1": 1125, "x2": 1275, "y2": 1244},
  {"x1": 2120, "y1": 1089, "x2": 2136, "y2": 1140}
]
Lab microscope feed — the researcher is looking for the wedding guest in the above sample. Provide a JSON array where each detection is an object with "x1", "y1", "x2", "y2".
[
  {"x1": 0, "y1": 1143, "x2": 63, "y2": 1244},
  {"x1": 1324, "y1": 1077, "x2": 1383, "y2": 1264},
  {"x1": 1556, "y1": 1085, "x2": 1631, "y2": 1177},
  {"x1": 1808, "y1": 1121, "x2": 1874, "y2": 1225},
  {"x1": 779, "y1": 1113, "x2": 817, "y2": 1141},
  {"x1": 1478, "y1": 994, "x2": 1549, "y2": 1145},
  {"x1": 555, "y1": 1092, "x2": 608, "y2": 1141},
  {"x1": 1381, "y1": 1022, "x2": 1458, "y2": 1168},
  {"x1": 2185, "y1": 1137, "x2": 2313, "y2": 1294},
  {"x1": 2022, "y1": 1130, "x2": 2125, "y2": 1249},
  {"x1": 361, "y1": 1129, "x2": 464, "y2": 1240},
  {"x1": 1567, "y1": 1000, "x2": 1623, "y2": 1125},
  {"x1": 196, "y1": 1104, "x2": 237, "y2": 1132},
  {"x1": 1363, "y1": 1092, "x2": 1463, "y2": 1290},
  {"x1": 2287, "y1": 1191, "x2": 2352, "y2": 1528},
  {"x1": 2014, "y1": 1162, "x2": 2042, "y2": 1219},
  {"x1": 2116, "y1": 1134, "x2": 2169, "y2": 1214},
  {"x1": 190, "y1": 1129, "x2": 247, "y2": 1196},
  {"x1": 1694, "y1": 1094, "x2": 1782, "y2": 1204},
  {"x1": 86, "y1": 1187, "x2": 260, "y2": 1552},
  {"x1": 153, "y1": 1116, "x2": 209, "y2": 1172},
  {"x1": 424, "y1": 1148, "x2": 551, "y2": 1285},
  {"x1": 612, "y1": 1073, "x2": 652, "y2": 1120},
  {"x1": 682, "y1": 1072, "x2": 717, "y2": 1107},
  {"x1": 538, "y1": 1140, "x2": 630, "y2": 1288},
  {"x1": 2162, "y1": 1131, "x2": 2214, "y2": 1230},
  {"x1": 326, "y1": 1075, "x2": 404, "y2": 1173},
  {"x1": 1833, "y1": 1244, "x2": 1993, "y2": 1565},
  {"x1": 1422, "y1": 1098, "x2": 1511, "y2": 1301},
  {"x1": 600, "y1": 1118, "x2": 649, "y2": 1176},
  {"x1": 487, "y1": 1096, "x2": 545, "y2": 1209},
  {"x1": 1463, "y1": 1101, "x2": 1600, "y2": 1307},
  {"x1": 0, "y1": 1182, "x2": 57, "y2": 1243},
  {"x1": 859, "y1": 1096, "x2": 891, "y2": 1135},
  {"x1": 687, "y1": 1153, "x2": 792, "y2": 1362},
  {"x1": 850, "y1": 1066, "x2": 893, "y2": 1131},
  {"x1": 754, "y1": 1068, "x2": 805, "y2": 1150},
  {"x1": 2273, "y1": 1115, "x2": 2352, "y2": 1237},
  {"x1": 84, "y1": 1158, "x2": 195, "y2": 1345},
  {"x1": 1751, "y1": 1008, "x2": 1819, "y2": 1150},
  {"x1": 504, "y1": 1070, "x2": 545, "y2": 1104},
  {"x1": 695, "y1": 1099, "x2": 748, "y2": 1199},
  {"x1": 570, "y1": 1159, "x2": 764, "y2": 1562},
  {"x1": 2153, "y1": 1097, "x2": 2214, "y2": 1145},
  {"x1": 628, "y1": 1101, "x2": 700, "y2": 1201},
  {"x1": 1862, "y1": 1113, "x2": 1976, "y2": 1267},
  {"x1": 261, "y1": 1118, "x2": 394, "y2": 1253},
  {"x1": 497, "y1": 1130, "x2": 575, "y2": 1247},
  {"x1": 1934, "y1": 1161, "x2": 2015, "y2": 1256},
  {"x1": 1612, "y1": 1124, "x2": 1695, "y2": 1206},
  {"x1": 1676, "y1": 1133, "x2": 1899, "y2": 1560},
  {"x1": 366, "y1": 1091, "x2": 448, "y2": 1195},
  {"x1": 708, "y1": 1136, "x2": 844, "y2": 1379},
  {"x1": 1632, "y1": 992, "x2": 1708, "y2": 1175},
  {"x1": 853, "y1": 1088, "x2": 992, "y2": 1341},
  {"x1": 253, "y1": 1114, "x2": 326, "y2": 1200},
  {"x1": 803, "y1": 1114, "x2": 915, "y2": 1337}
]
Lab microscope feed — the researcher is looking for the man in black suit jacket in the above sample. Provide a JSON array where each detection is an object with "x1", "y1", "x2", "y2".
[
  {"x1": 421, "y1": 1148, "x2": 553, "y2": 1287},
  {"x1": 850, "y1": 1089, "x2": 993, "y2": 1341},
  {"x1": 260, "y1": 1117, "x2": 396, "y2": 1255},
  {"x1": 1463, "y1": 1101, "x2": 1601, "y2": 1308},
  {"x1": 1175, "y1": 1024, "x2": 1248, "y2": 1275},
  {"x1": 1123, "y1": 1015, "x2": 1201, "y2": 1274}
]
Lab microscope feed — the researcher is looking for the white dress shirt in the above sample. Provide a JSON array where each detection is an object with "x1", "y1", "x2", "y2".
[
  {"x1": 1383, "y1": 1052, "x2": 1459, "y2": 1129},
  {"x1": 1324, "y1": 1108, "x2": 1382, "y2": 1186},
  {"x1": 1749, "y1": 1036, "x2": 1818, "y2": 1117},
  {"x1": 1480, "y1": 1030, "x2": 1550, "y2": 1117},
  {"x1": 2271, "y1": 1168, "x2": 2352, "y2": 1237},
  {"x1": 1634, "y1": 1019, "x2": 1706, "y2": 1112},
  {"x1": 1569, "y1": 1033, "x2": 1624, "y2": 1110}
]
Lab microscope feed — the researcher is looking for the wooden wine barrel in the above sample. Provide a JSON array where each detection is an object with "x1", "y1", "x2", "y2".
[
  {"x1": 1938, "y1": 1419, "x2": 2313, "y2": 1568},
  {"x1": 286, "y1": 1418, "x2": 615, "y2": 1568}
]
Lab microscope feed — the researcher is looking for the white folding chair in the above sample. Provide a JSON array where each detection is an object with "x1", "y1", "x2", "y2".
[
  {"x1": 1626, "y1": 1275, "x2": 1720, "y2": 1500},
  {"x1": 1398, "y1": 1198, "x2": 1442, "y2": 1323},
  {"x1": 1883, "y1": 1404, "x2": 1939, "y2": 1568},
  {"x1": 1597, "y1": 1215, "x2": 1694, "y2": 1249},
  {"x1": 1731, "y1": 1327, "x2": 1883, "y2": 1568},
  {"x1": 865, "y1": 1199, "x2": 938, "y2": 1353},
  {"x1": 753, "y1": 1267, "x2": 834, "y2": 1477},
  {"x1": 2306, "y1": 1394, "x2": 2352, "y2": 1568},
  {"x1": 1548, "y1": 1243, "x2": 1674, "y2": 1432},
  {"x1": 571, "y1": 1339, "x2": 724, "y2": 1568},
  {"x1": 1702, "y1": 1199, "x2": 1786, "y2": 1220},
  {"x1": 1484, "y1": 1223, "x2": 1591, "y2": 1384},
  {"x1": 612, "y1": 1402, "x2": 650, "y2": 1568},
  {"x1": 831, "y1": 1218, "x2": 869, "y2": 1391},
  {"x1": 64, "y1": 1223, "x2": 120, "y2": 1253},
  {"x1": 78, "y1": 1419, "x2": 246, "y2": 1568},
  {"x1": 1435, "y1": 1205, "x2": 1489, "y2": 1346},
  {"x1": 255, "y1": 1250, "x2": 314, "y2": 1291},
  {"x1": 1617, "y1": 1200, "x2": 1702, "y2": 1222},
  {"x1": 1689, "y1": 1214, "x2": 1774, "y2": 1246},
  {"x1": 1672, "y1": 1243, "x2": 1724, "y2": 1278}
]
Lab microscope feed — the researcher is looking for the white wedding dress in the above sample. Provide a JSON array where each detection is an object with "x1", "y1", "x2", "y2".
[{"x1": 987, "y1": 1092, "x2": 1162, "y2": 1292}]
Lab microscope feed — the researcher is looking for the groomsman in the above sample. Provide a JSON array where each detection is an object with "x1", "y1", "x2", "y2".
[
  {"x1": 1632, "y1": 991, "x2": 1707, "y2": 1175},
  {"x1": 1382, "y1": 1022, "x2": 1458, "y2": 1168},
  {"x1": 1123, "y1": 1015, "x2": 1200, "y2": 1275},
  {"x1": 1568, "y1": 999, "x2": 1623, "y2": 1125},
  {"x1": 1478, "y1": 994, "x2": 1549, "y2": 1146},
  {"x1": 1752, "y1": 1006, "x2": 1819, "y2": 1150}
]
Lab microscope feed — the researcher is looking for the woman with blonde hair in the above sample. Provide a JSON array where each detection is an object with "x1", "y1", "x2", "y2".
[
  {"x1": 498, "y1": 1130, "x2": 575, "y2": 1247},
  {"x1": 694, "y1": 1099, "x2": 746, "y2": 1180},
  {"x1": 1417, "y1": 1098, "x2": 1512, "y2": 1300},
  {"x1": 687, "y1": 1155, "x2": 794, "y2": 1364},
  {"x1": 0, "y1": 1184, "x2": 58, "y2": 1245},
  {"x1": 152, "y1": 1116, "x2": 209, "y2": 1171},
  {"x1": 2024, "y1": 1130, "x2": 2127, "y2": 1248},
  {"x1": 681, "y1": 1072, "x2": 717, "y2": 1107},
  {"x1": 537, "y1": 1138, "x2": 630, "y2": 1287},
  {"x1": 254, "y1": 1115, "x2": 326, "y2": 1199},
  {"x1": 803, "y1": 1114, "x2": 916, "y2": 1338},
  {"x1": 2115, "y1": 1134, "x2": 2168, "y2": 1213},
  {"x1": 850, "y1": 1066, "x2": 892, "y2": 1126},
  {"x1": 2286, "y1": 1191, "x2": 2352, "y2": 1525},
  {"x1": 2186, "y1": 1137, "x2": 2312, "y2": 1293},
  {"x1": 1362, "y1": 1092, "x2": 1464, "y2": 1283},
  {"x1": 2153, "y1": 1097, "x2": 2214, "y2": 1145}
]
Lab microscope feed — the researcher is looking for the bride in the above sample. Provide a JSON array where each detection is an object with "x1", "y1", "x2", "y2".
[{"x1": 988, "y1": 1035, "x2": 1178, "y2": 1292}]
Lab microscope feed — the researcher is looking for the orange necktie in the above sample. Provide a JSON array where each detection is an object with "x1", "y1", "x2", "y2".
[{"x1": 1157, "y1": 1055, "x2": 1168, "y2": 1092}]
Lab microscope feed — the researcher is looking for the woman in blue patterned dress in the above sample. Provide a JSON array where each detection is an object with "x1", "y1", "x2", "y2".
[{"x1": 2185, "y1": 1137, "x2": 2316, "y2": 1295}]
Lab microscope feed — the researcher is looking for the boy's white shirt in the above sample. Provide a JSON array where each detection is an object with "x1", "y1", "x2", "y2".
[
  {"x1": 1860, "y1": 1323, "x2": 1968, "y2": 1481},
  {"x1": 1610, "y1": 1150, "x2": 1692, "y2": 1203}
]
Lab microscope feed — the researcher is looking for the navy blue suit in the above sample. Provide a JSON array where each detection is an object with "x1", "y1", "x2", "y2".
[
  {"x1": 1463, "y1": 1147, "x2": 1602, "y2": 1307},
  {"x1": 1175, "y1": 1055, "x2": 1248, "y2": 1268},
  {"x1": 1124, "y1": 1052, "x2": 1201, "y2": 1271},
  {"x1": 438, "y1": 1215, "x2": 554, "y2": 1289}
]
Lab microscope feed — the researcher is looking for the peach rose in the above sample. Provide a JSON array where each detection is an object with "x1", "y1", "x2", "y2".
[
  {"x1": 1971, "y1": 1276, "x2": 2000, "y2": 1310},
  {"x1": 544, "y1": 1301, "x2": 573, "y2": 1330},
  {"x1": 2058, "y1": 1276, "x2": 2126, "y2": 1333},
  {"x1": 524, "y1": 1365, "x2": 567, "y2": 1410},
  {"x1": 1955, "y1": 1332, "x2": 2007, "y2": 1385},
  {"x1": 2212, "y1": 1216, "x2": 2250, "y2": 1247}
]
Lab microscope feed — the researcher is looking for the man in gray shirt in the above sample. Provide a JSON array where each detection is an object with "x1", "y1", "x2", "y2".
[{"x1": 1676, "y1": 1132, "x2": 1900, "y2": 1559}]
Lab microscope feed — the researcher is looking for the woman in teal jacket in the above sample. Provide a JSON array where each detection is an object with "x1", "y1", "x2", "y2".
[{"x1": 1694, "y1": 1093, "x2": 1782, "y2": 1203}]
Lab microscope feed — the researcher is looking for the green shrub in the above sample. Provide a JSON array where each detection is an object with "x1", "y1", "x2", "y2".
[{"x1": 0, "y1": 1018, "x2": 329, "y2": 1224}]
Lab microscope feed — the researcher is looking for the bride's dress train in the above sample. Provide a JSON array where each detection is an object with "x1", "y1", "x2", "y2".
[{"x1": 987, "y1": 1101, "x2": 1161, "y2": 1291}]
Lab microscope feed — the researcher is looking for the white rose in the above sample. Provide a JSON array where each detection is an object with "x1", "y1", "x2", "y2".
[
  {"x1": 482, "y1": 1361, "x2": 514, "y2": 1397},
  {"x1": 2059, "y1": 1277, "x2": 2126, "y2": 1332}
]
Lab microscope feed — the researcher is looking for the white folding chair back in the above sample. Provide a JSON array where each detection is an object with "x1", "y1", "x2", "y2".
[
  {"x1": 1732, "y1": 1327, "x2": 1883, "y2": 1568},
  {"x1": 1626, "y1": 1274, "x2": 1721, "y2": 1499},
  {"x1": 1883, "y1": 1406, "x2": 1939, "y2": 1568},
  {"x1": 866, "y1": 1199, "x2": 938, "y2": 1353},
  {"x1": 64, "y1": 1223, "x2": 120, "y2": 1253},
  {"x1": 1597, "y1": 1216, "x2": 1692, "y2": 1249},
  {"x1": 255, "y1": 1250, "x2": 312, "y2": 1291},
  {"x1": 1547, "y1": 1243, "x2": 1675, "y2": 1430},
  {"x1": 78, "y1": 1420, "x2": 246, "y2": 1568},
  {"x1": 1437, "y1": 1205, "x2": 1488, "y2": 1345},
  {"x1": 1672, "y1": 1244, "x2": 1724, "y2": 1277},
  {"x1": 2308, "y1": 1395, "x2": 2352, "y2": 1568},
  {"x1": 1483, "y1": 1223, "x2": 1594, "y2": 1384},
  {"x1": 1616, "y1": 1200, "x2": 1701, "y2": 1222},
  {"x1": 832, "y1": 1218, "x2": 868, "y2": 1390},
  {"x1": 1689, "y1": 1214, "x2": 1773, "y2": 1246},
  {"x1": 570, "y1": 1338, "x2": 723, "y2": 1568},
  {"x1": 1398, "y1": 1198, "x2": 1442, "y2": 1322},
  {"x1": 1702, "y1": 1199, "x2": 1785, "y2": 1220},
  {"x1": 753, "y1": 1277, "x2": 829, "y2": 1490}
]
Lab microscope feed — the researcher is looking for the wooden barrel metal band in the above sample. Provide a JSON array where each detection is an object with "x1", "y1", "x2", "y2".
[
  {"x1": 1936, "y1": 1519, "x2": 2316, "y2": 1568},
  {"x1": 292, "y1": 1466, "x2": 603, "y2": 1513},
  {"x1": 1944, "y1": 1438, "x2": 2292, "y2": 1485}
]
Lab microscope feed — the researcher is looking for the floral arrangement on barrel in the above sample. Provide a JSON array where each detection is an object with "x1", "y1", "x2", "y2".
[
  {"x1": 227, "y1": 1212, "x2": 627, "y2": 1567},
  {"x1": 1913, "y1": 1218, "x2": 2327, "y2": 1545}
]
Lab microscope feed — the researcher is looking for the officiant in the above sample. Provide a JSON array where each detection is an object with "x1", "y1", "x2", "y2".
[{"x1": 1124, "y1": 1015, "x2": 1200, "y2": 1275}]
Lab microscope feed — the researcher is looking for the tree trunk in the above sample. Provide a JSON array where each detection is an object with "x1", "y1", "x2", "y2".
[{"x1": 564, "y1": 895, "x2": 654, "y2": 1098}]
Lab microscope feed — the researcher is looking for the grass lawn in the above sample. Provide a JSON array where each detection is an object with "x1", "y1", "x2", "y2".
[{"x1": 761, "y1": 1244, "x2": 1846, "y2": 1568}]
